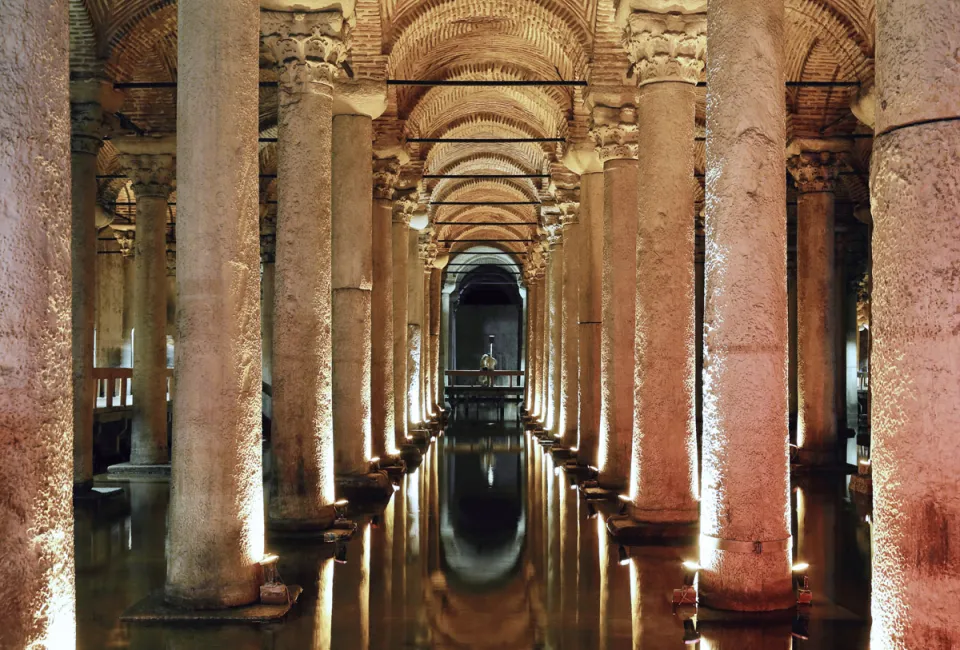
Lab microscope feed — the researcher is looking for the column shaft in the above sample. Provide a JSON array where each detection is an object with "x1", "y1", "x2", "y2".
[
  {"x1": 430, "y1": 268, "x2": 442, "y2": 412},
  {"x1": 525, "y1": 283, "x2": 538, "y2": 414},
  {"x1": 71, "y1": 113, "x2": 101, "y2": 486},
  {"x1": 131, "y1": 192, "x2": 170, "y2": 464},
  {"x1": 699, "y1": 0, "x2": 792, "y2": 610},
  {"x1": 598, "y1": 158, "x2": 638, "y2": 489},
  {"x1": 629, "y1": 81, "x2": 698, "y2": 522},
  {"x1": 871, "y1": 0, "x2": 960, "y2": 645},
  {"x1": 392, "y1": 218, "x2": 409, "y2": 442},
  {"x1": 407, "y1": 232, "x2": 423, "y2": 428},
  {"x1": 332, "y1": 114, "x2": 373, "y2": 476},
  {"x1": 422, "y1": 270, "x2": 433, "y2": 419},
  {"x1": 548, "y1": 245, "x2": 564, "y2": 434},
  {"x1": 0, "y1": 1, "x2": 74, "y2": 642},
  {"x1": 372, "y1": 197, "x2": 396, "y2": 457},
  {"x1": 260, "y1": 261, "x2": 275, "y2": 388},
  {"x1": 796, "y1": 191, "x2": 837, "y2": 463},
  {"x1": 560, "y1": 224, "x2": 579, "y2": 447},
  {"x1": 535, "y1": 273, "x2": 547, "y2": 420},
  {"x1": 96, "y1": 237, "x2": 126, "y2": 368},
  {"x1": 578, "y1": 172, "x2": 603, "y2": 467},
  {"x1": 167, "y1": 0, "x2": 264, "y2": 607}
]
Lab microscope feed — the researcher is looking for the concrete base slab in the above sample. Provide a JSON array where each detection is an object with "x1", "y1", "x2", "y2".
[
  {"x1": 106, "y1": 463, "x2": 171, "y2": 478},
  {"x1": 562, "y1": 461, "x2": 597, "y2": 480},
  {"x1": 580, "y1": 485, "x2": 619, "y2": 501},
  {"x1": 121, "y1": 586, "x2": 303, "y2": 624},
  {"x1": 336, "y1": 471, "x2": 392, "y2": 504},
  {"x1": 550, "y1": 447, "x2": 575, "y2": 461},
  {"x1": 400, "y1": 445, "x2": 423, "y2": 470},
  {"x1": 606, "y1": 513, "x2": 698, "y2": 545}
]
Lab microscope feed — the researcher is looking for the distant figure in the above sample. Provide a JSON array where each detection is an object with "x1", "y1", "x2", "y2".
[{"x1": 479, "y1": 353, "x2": 497, "y2": 386}]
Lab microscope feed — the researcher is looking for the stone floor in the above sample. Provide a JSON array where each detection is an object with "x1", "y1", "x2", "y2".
[{"x1": 76, "y1": 416, "x2": 872, "y2": 649}]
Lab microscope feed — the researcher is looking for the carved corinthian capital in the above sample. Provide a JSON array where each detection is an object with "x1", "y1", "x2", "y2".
[
  {"x1": 373, "y1": 156, "x2": 401, "y2": 200},
  {"x1": 261, "y1": 10, "x2": 350, "y2": 96},
  {"x1": 418, "y1": 230, "x2": 438, "y2": 269},
  {"x1": 113, "y1": 136, "x2": 177, "y2": 199},
  {"x1": 623, "y1": 12, "x2": 706, "y2": 85},
  {"x1": 393, "y1": 187, "x2": 420, "y2": 225},
  {"x1": 787, "y1": 151, "x2": 844, "y2": 194},
  {"x1": 589, "y1": 104, "x2": 639, "y2": 162}
]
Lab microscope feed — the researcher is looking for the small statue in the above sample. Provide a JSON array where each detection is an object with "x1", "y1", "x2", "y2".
[{"x1": 479, "y1": 353, "x2": 497, "y2": 386}]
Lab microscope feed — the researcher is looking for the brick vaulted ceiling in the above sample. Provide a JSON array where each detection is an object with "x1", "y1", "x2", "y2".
[{"x1": 73, "y1": 0, "x2": 877, "y2": 252}]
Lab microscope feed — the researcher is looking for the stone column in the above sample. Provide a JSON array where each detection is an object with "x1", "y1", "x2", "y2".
[
  {"x1": 699, "y1": 0, "x2": 793, "y2": 610},
  {"x1": 871, "y1": 0, "x2": 960, "y2": 646},
  {"x1": 546, "y1": 238, "x2": 564, "y2": 435},
  {"x1": 372, "y1": 156, "x2": 399, "y2": 458},
  {"x1": 523, "y1": 278, "x2": 538, "y2": 415},
  {"x1": 70, "y1": 80, "x2": 105, "y2": 488},
  {"x1": 166, "y1": 246, "x2": 177, "y2": 363},
  {"x1": 259, "y1": 211, "x2": 276, "y2": 390},
  {"x1": 262, "y1": 10, "x2": 346, "y2": 526},
  {"x1": 562, "y1": 147, "x2": 604, "y2": 467},
  {"x1": 422, "y1": 268, "x2": 433, "y2": 420},
  {"x1": 407, "y1": 230, "x2": 424, "y2": 428},
  {"x1": 787, "y1": 144, "x2": 844, "y2": 465},
  {"x1": 332, "y1": 82, "x2": 386, "y2": 479},
  {"x1": 114, "y1": 136, "x2": 176, "y2": 467},
  {"x1": 590, "y1": 98, "x2": 639, "y2": 489},
  {"x1": 166, "y1": 0, "x2": 264, "y2": 607},
  {"x1": 558, "y1": 194, "x2": 580, "y2": 449},
  {"x1": 535, "y1": 263, "x2": 547, "y2": 421},
  {"x1": 620, "y1": 11, "x2": 704, "y2": 526},
  {"x1": 97, "y1": 230, "x2": 126, "y2": 368},
  {"x1": 393, "y1": 191, "x2": 415, "y2": 441},
  {"x1": 0, "y1": 0, "x2": 74, "y2": 642},
  {"x1": 440, "y1": 283, "x2": 453, "y2": 410},
  {"x1": 117, "y1": 228, "x2": 136, "y2": 367},
  {"x1": 430, "y1": 266, "x2": 444, "y2": 413},
  {"x1": 416, "y1": 233, "x2": 437, "y2": 424}
]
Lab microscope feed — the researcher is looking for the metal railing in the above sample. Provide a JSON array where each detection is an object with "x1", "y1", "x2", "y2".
[{"x1": 92, "y1": 368, "x2": 175, "y2": 412}]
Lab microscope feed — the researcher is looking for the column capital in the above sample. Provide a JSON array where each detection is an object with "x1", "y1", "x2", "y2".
[
  {"x1": 393, "y1": 187, "x2": 420, "y2": 225},
  {"x1": 261, "y1": 10, "x2": 350, "y2": 96},
  {"x1": 623, "y1": 11, "x2": 706, "y2": 85},
  {"x1": 112, "y1": 225, "x2": 136, "y2": 257},
  {"x1": 555, "y1": 186, "x2": 581, "y2": 226},
  {"x1": 113, "y1": 135, "x2": 177, "y2": 199},
  {"x1": 589, "y1": 104, "x2": 638, "y2": 162},
  {"x1": 373, "y1": 155, "x2": 401, "y2": 200},
  {"x1": 786, "y1": 150, "x2": 845, "y2": 194},
  {"x1": 418, "y1": 230, "x2": 438, "y2": 268},
  {"x1": 70, "y1": 79, "x2": 116, "y2": 156}
]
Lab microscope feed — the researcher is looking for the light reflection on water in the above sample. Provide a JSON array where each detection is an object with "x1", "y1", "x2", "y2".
[{"x1": 77, "y1": 419, "x2": 871, "y2": 649}]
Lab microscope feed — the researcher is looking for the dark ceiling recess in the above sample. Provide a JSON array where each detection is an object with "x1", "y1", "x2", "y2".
[{"x1": 458, "y1": 265, "x2": 522, "y2": 306}]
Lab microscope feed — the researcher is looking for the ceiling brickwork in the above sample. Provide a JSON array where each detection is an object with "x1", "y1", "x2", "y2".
[{"x1": 74, "y1": 0, "x2": 877, "y2": 252}]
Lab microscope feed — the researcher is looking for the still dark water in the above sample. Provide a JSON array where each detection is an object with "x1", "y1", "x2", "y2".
[{"x1": 77, "y1": 419, "x2": 872, "y2": 649}]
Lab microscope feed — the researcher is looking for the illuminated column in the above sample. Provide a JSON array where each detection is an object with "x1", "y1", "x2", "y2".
[
  {"x1": 558, "y1": 191, "x2": 580, "y2": 448},
  {"x1": 96, "y1": 229, "x2": 126, "y2": 368},
  {"x1": 332, "y1": 77, "x2": 387, "y2": 479},
  {"x1": 787, "y1": 144, "x2": 844, "y2": 465},
  {"x1": 416, "y1": 232, "x2": 438, "y2": 423},
  {"x1": 871, "y1": 0, "x2": 960, "y2": 645},
  {"x1": 590, "y1": 96, "x2": 639, "y2": 489},
  {"x1": 114, "y1": 136, "x2": 176, "y2": 467},
  {"x1": 536, "y1": 250, "x2": 549, "y2": 422},
  {"x1": 392, "y1": 190, "x2": 416, "y2": 441},
  {"x1": 407, "y1": 230, "x2": 423, "y2": 429},
  {"x1": 621, "y1": 11, "x2": 704, "y2": 525},
  {"x1": 167, "y1": 0, "x2": 264, "y2": 607},
  {"x1": 70, "y1": 80, "x2": 105, "y2": 488},
  {"x1": 545, "y1": 235, "x2": 564, "y2": 434},
  {"x1": 259, "y1": 212, "x2": 276, "y2": 390},
  {"x1": 372, "y1": 156, "x2": 400, "y2": 458},
  {"x1": 261, "y1": 11, "x2": 345, "y2": 528},
  {"x1": 523, "y1": 276, "x2": 539, "y2": 415},
  {"x1": 699, "y1": 0, "x2": 793, "y2": 610},
  {"x1": 562, "y1": 146, "x2": 604, "y2": 467},
  {"x1": 0, "y1": 1, "x2": 74, "y2": 642},
  {"x1": 429, "y1": 265, "x2": 443, "y2": 414}
]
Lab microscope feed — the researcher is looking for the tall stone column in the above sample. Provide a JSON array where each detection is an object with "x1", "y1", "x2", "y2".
[
  {"x1": 787, "y1": 144, "x2": 844, "y2": 465},
  {"x1": 262, "y1": 10, "x2": 346, "y2": 526},
  {"x1": 430, "y1": 266, "x2": 443, "y2": 413},
  {"x1": 114, "y1": 136, "x2": 176, "y2": 467},
  {"x1": 871, "y1": 0, "x2": 960, "y2": 645},
  {"x1": 97, "y1": 230, "x2": 126, "y2": 368},
  {"x1": 618, "y1": 11, "x2": 704, "y2": 528},
  {"x1": 557, "y1": 193, "x2": 580, "y2": 449},
  {"x1": 166, "y1": 0, "x2": 264, "y2": 607},
  {"x1": 332, "y1": 78, "x2": 387, "y2": 480},
  {"x1": 259, "y1": 211, "x2": 276, "y2": 390},
  {"x1": 0, "y1": 0, "x2": 74, "y2": 642},
  {"x1": 416, "y1": 233, "x2": 438, "y2": 424},
  {"x1": 546, "y1": 237, "x2": 564, "y2": 434},
  {"x1": 535, "y1": 262, "x2": 547, "y2": 421},
  {"x1": 117, "y1": 228, "x2": 136, "y2": 367},
  {"x1": 70, "y1": 80, "x2": 105, "y2": 487},
  {"x1": 372, "y1": 156, "x2": 399, "y2": 459},
  {"x1": 562, "y1": 146, "x2": 603, "y2": 468},
  {"x1": 393, "y1": 191, "x2": 416, "y2": 441},
  {"x1": 407, "y1": 230, "x2": 424, "y2": 429},
  {"x1": 422, "y1": 268, "x2": 433, "y2": 419},
  {"x1": 590, "y1": 97, "x2": 639, "y2": 489},
  {"x1": 523, "y1": 278, "x2": 538, "y2": 415},
  {"x1": 699, "y1": 0, "x2": 792, "y2": 610}
]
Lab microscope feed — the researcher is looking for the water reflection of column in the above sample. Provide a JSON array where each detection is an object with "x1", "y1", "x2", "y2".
[
  {"x1": 699, "y1": 623, "x2": 791, "y2": 649},
  {"x1": 164, "y1": 627, "x2": 261, "y2": 650},
  {"x1": 313, "y1": 557, "x2": 334, "y2": 650},
  {"x1": 795, "y1": 480, "x2": 837, "y2": 604},
  {"x1": 405, "y1": 469, "x2": 421, "y2": 645},
  {"x1": 370, "y1": 497, "x2": 394, "y2": 650},
  {"x1": 391, "y1": 476, "x2": 407, "y2": 648},
  {"x1": 597, "y1": 513, "x2": 611, "y2": 650},
  {"x1": 429, "y1": 440, "x2": 441, "y2": 573},
  {"x1": 578, "y1": 504, "x2": 600, "y2": 648},
  {"x1": 545, "y1": 455, "x2": 560, "y2": 645},
  {"x1": 332, "y1": 523, "x2": 371, "y2": 650},
  {"x1": 559, "y1": 469, "x2": 579, "y2": 627},
  {"x1": 598, "y1": 511, "x2": 632, "y2": 650},
  {"x1": 629, "y1": 546, "x2": 694, "y2": 649}
]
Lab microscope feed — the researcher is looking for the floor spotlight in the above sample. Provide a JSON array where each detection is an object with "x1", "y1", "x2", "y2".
[
  {"x1": 791, "y1": 614, "x2": 810, "y2": 640},
  {"x1": 618, "y1": 545, "x2": 630, "y2": 566},
  {"x1": 334, "y1": 541, "x2": 348, "y2": 564},
  {"x1": 586, "y1": 503, "x2": 597, "y2": 519},
  {"x1": 682, "y1": 619, "x2": 700, "y2": 645}
]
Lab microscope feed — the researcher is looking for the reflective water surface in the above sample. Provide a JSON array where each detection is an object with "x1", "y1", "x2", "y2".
[{"x1": 77, "y1": 419, "x2": 872, "y2": 649}]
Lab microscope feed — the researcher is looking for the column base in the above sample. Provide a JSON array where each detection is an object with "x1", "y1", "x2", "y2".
[
  {"x1": 106, "y1": 462, "x2": 171, "y2": 478},
  {"x1": 550, "y1": 445, "x2": 576, "y2": 462},
  {"x1": 377, "y1": 453, "x2": 407, "y2": 480},
  {"x1": 268, "y1": 503, "x2": 339, "y2": 537},
  {"x1": 578, "y1": 480, "x2": 619, "y2": 501},
  {"x1": 562, "y1": 460, "x2": 598, "y2": 480},
  {"x1": 335, "y1": 470, "x2": 393, "y2": 505},
  {"x1": 123, "y1": 586, "x2": 302, "y2": 623},
  {"x1": 399, "y1": 444, "x2": 424, "y2": 470},
  {"x1": 699, "y1": 539, "x2": 795, "y2": 612},
  {"x1": 606, "y1": 512, "x2": 698, "y2": 545}
]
